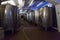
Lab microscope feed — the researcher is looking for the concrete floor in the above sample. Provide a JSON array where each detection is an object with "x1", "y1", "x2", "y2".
[{"x1": 5, "y1": 19, "x2": 60, "y2": 40}]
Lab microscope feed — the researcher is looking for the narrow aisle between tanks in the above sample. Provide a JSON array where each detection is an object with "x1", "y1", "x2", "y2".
[{"x1": 5, "y1": 18, "x2": 60, "y2": 40}]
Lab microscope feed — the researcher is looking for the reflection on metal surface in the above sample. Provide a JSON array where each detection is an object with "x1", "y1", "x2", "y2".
[
  {"x1": 0, "y1": 4, "x2": 20, "y2": 32},
  {"x1": 42, "y1": 6, "x2": 49, "y2": 28},
  {"x1": 42, "y1": 6, "x2": 53, "y2": 29},
  {"x1": 39, "y1": 8, "x2": 43, "y2": 25},
  {"x1": 5, "y1": 8, "x2": 7, "y2": 14},
  {"x1": 34, "y1": 10, "x2": 40, "y2": 24}
]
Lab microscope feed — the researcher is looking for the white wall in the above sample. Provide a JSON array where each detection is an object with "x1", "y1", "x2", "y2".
[{"x1": 55, "y1": 4, "x2": 60, "y2": 32}]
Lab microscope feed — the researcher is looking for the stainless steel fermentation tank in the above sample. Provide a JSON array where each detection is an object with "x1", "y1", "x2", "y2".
[
  {"x1": 26, "y1": 10, "x2": 35, "y2": 23},
  {"x1": 0, "y1": 5, "x2": 5, "y2": 27},
  {"x1": 0, "y1": 5, "x2": 5, "y2": 39},
  {"x1": 34, "y1": 10, "x2": 40, "y2": 24},
  {"x1": 23, "y1": 6, "x2": 53, "y2": 30},
  {"x1": 26, "y1": 6, "x2": 53, "y2": 28},
  {"x1": 42, "y1": 6, "x2": 53, "y2": 30},
  {"x1": 27, "y1": 10, "x2": 34, "y2": 22},
  {"x1": 26, "y1": 8, "x2": 43, "y2": 25},
  {"x1": 25, "y1": 8, "x2": 43, "y2": 25},
  {"x1": 26, "y1": 13, "x2": 29, "y2": 21},
  {"x1": 34, "y1": 8, "x2": 43, "y2": 25},
  {"x1": 24, "y1": 10, "x2": 33, "y2": 22},
  {"x1": 0, "y1": 4, "x2": 20, "y2": 34},
  {"x1": 28, "y1": 11, "x2": 32, "y2": 22},
  {"x1": 31, "y1": 10, "x2": 35, "y2": 23}
]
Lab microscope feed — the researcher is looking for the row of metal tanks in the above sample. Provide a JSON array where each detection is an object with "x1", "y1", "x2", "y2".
[
  {"x1": 23, "y1": 6, "x2": 56, "y2": 30},
  {"x1": 0, "y1": 4, "x2": 20, "y2": 39}
]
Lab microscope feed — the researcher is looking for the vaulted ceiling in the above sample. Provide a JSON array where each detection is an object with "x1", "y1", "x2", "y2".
[
  {"x1": 45, "y1": 0, "x2": 60, "y2": 5},
  {"x1": 0, "y1": 0, "x2": 60, "y2": 5},
  {"x1": 25, "y1": 0, "x2": 60, "y2": 5}
]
